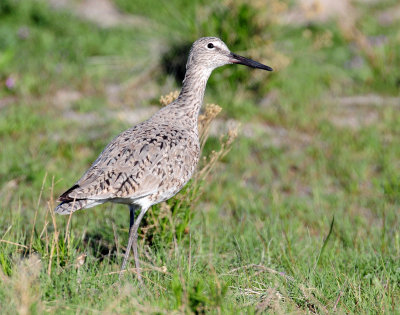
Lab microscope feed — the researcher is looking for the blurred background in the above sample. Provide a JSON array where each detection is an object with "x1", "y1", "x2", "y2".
[{"x1": 0, "y1": 0, "x2": 399, "y2": 313}]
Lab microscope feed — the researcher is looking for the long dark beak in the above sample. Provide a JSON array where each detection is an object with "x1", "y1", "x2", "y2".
[{"x1": 229, "y1": 52, "x2": 273, "y2": 71}]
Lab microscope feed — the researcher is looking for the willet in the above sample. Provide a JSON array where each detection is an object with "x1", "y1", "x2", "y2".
[{"x1": 55, "y1": 37, "x2": 272, "y2": 281}]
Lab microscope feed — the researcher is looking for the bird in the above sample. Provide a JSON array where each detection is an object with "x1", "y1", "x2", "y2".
[{"x1": 55, "y1": 37, "x2": 272, "y2": 282}]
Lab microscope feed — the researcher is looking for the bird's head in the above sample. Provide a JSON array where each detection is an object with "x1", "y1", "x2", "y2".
[{"x1": 186, "y1": 37, "x2": 273, "y2": 72}]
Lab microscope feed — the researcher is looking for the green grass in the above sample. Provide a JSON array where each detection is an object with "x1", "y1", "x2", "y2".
[{"x1": 0, "y1": 0, "x2": 400, "y2": 313}]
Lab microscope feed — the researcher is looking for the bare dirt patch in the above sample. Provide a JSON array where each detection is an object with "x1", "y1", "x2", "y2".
[
  {"x1": 48, "y1": 0, "x2": 151, "y2": 28},
  {"x1": 328, "y1": 94, "x2": 400, "y2": 129},
  {"x1": 280, "y1": 0, "x2": 354, "y2": 25}
]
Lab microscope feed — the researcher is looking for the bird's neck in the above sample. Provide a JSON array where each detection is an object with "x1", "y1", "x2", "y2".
[{"x1": 171, "y1": 65, "x2": 212, "y2": 124}]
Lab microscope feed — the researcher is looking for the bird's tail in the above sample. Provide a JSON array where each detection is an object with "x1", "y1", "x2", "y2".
[{"x1": 55, "y1": 199, "x2": 104, "y2": 215}]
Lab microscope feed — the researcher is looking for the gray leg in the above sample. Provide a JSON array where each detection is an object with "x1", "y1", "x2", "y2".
[
  {"x1": 121, "y1": 205, "x2": 137, "y2": 273},
  {"x1": 120, "y1": 205, "x2": 148, "y2": 282},
  {"x1": 129, "y1": 204, "x2": 136, "y2": 230}
]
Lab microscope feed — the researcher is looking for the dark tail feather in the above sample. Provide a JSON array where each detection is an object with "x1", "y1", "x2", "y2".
[
  {"x1": 55, "y1": 199, "x2": 103, "y2": 215},
  {"x1": 58, "y1": 184, "x2": 80, "y2": 202}
]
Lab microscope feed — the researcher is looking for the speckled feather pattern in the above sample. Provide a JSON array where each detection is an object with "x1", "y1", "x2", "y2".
[
  {"x1": 56, "y1": 120, "x2": 200, "y2": 214},
  {"x1": 55, "y1": 37, "x2": 226, "y2": 215}
]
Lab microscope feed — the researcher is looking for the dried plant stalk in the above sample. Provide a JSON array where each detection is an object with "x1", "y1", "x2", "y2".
[
  {"x1": 159, "y1": 90, "x2": 179, "y2": 106},
  {"x1": 193, "y1": 127, "x2": 238, "y2": 197},
  {"x1": 198, "y1": 103, "x2": 222, "y2": 151}
]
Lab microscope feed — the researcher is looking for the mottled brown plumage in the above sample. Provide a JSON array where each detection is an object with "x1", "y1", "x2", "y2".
[{"x1": 55, "y1": 37, "x2": 272, "y2": 281}]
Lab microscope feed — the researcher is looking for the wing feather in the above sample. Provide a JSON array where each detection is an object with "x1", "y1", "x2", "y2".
[{"x1": 58, "y1": 124, "x2": 192, "y2": 202}]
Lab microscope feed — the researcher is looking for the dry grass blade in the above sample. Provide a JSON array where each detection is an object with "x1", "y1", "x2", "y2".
[
  {"x1": 64, "y1": 199, "x2": 75, "y2": 244},
  {"x1": 0, "y1": 239, "x2": 28, "y2": 249},
  {"x1": 0, "y1": 225, "x2": 27, "y2": 249},
  {"x1": 1, "y1": 224, "x2": 12, "y2": 239},
  {"x1": 48, "y1": 177, "x2": 60, "y2": 266},
  {"x1": 48, "y1": 231, "x2": 59, "y2": 276},
  {"x1": 104, "y1": 264, "x2": 169, "y2": 276},
  {"x1": 110, "y1": 268, "x2": 167, "y2": 292},
  {"x1": 227, "y1": 264, "x2": 294, "y2": 281}
]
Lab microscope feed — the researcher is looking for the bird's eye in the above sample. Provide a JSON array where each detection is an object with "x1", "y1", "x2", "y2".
[{"x1": 207, "y1": 43, "x2": 214, "y2": 49}]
